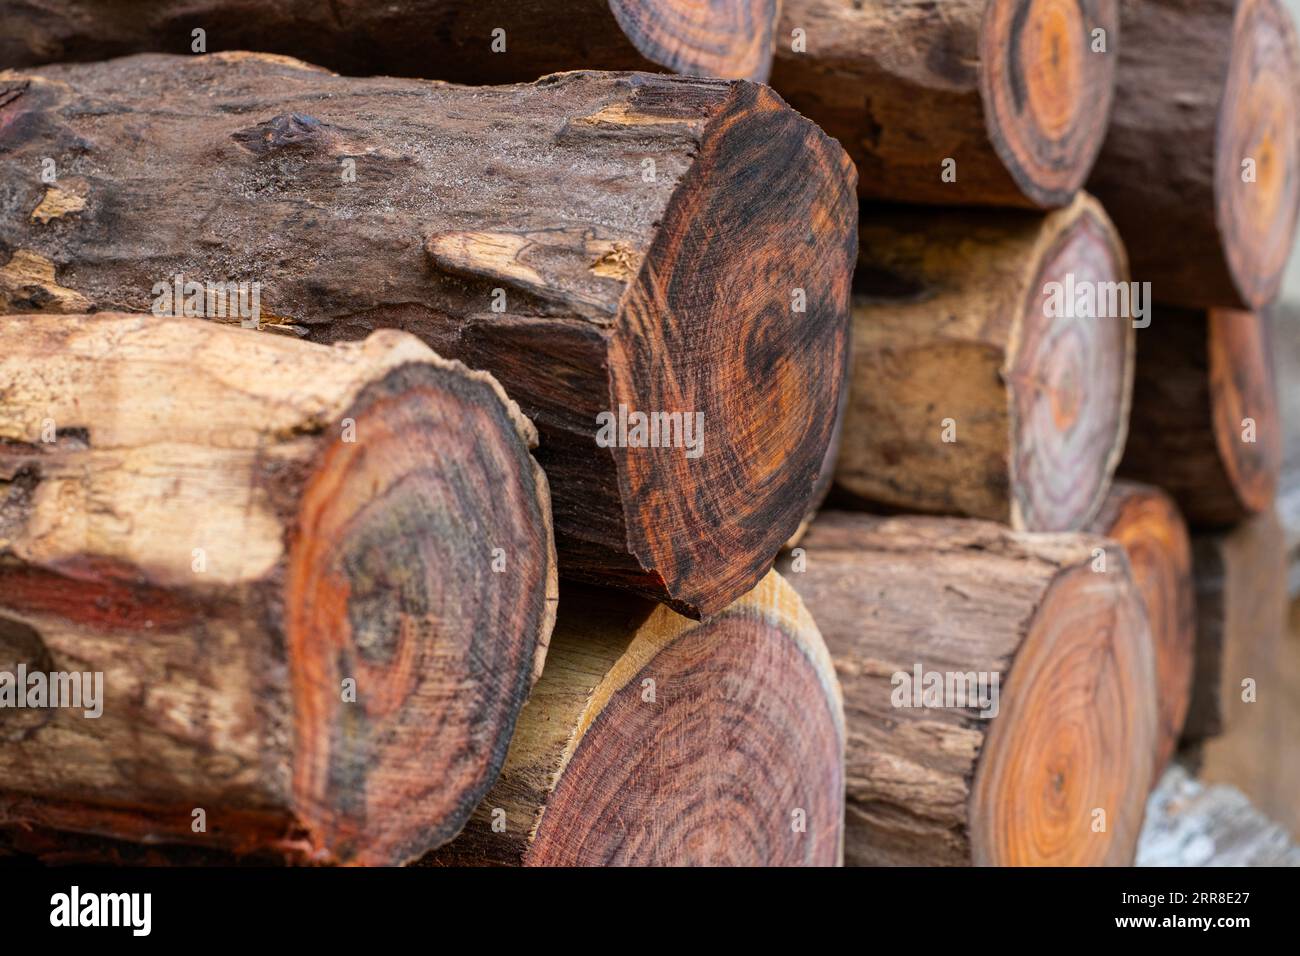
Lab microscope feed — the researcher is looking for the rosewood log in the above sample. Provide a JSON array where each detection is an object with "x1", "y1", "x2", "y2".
[
  {"x1": 423, "y1": 572, "x2": 845, "y2": 866},
  {"x1": 1088, "y1": 481, "x2": 1195, "y2": 779},
  {"x1": 1087, "y1": 0, "x2": 1300, "y2": 309},
  {"x1": 0, "y1": 54, "x2": 857, "y2": 618},
  {"x1": 837, "y1": 193, "x2": 1133, "y2": 532},
  {"x1": 771, "y1": 0, "x2": 1119, "y2": 207},
  {"x1": 0, "y1": 312, "x2": 558, "y2": 866},
  {"x1": 779, "y1": 512, "x2": 1157, "y2": 866},
  {"x1": 1119, "y1": 308, "x2": 1280, "y2": 528},
  {"x1": 0, "y1": 0, "x2": 778, "y2": 82}
]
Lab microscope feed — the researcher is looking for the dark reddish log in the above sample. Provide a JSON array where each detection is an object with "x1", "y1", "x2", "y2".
[
  {"x1": 779, "y1": 512, "x2": 1157, "y2": 866},
  {"x1": 1119, "y1": 308, "x2": 1280, "y2": 528},
  {"x1": 837, "y1": 193, "x2": 1133, "y2": 531},
  {"x1": 0, "y1": 312, "x2": 558, "y2": 866},
  {"x1": 0, "y1": 0, "x2": 778, "y2": 82},
  {"x1": 1183, "y1": 509, "x2": 1299, "y2": 837},
  {"x1": 422, "y1": 572, "x2": 845, "y2": 866},
  {"x1": 0, "y1": 54, "x2": 856, "y2": 619},
  {"x1": 1088, "y1": 481, "x2": 1195, "y2": 778},
  {"x1": 1087, "y1": 0, "x2": 1300, "y2": 309},
  {"x1": 770, "y1": 0, "x2": 1119, "y2": 207}
]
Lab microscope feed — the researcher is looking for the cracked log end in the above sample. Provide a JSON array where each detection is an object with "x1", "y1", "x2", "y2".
[
  {"x1": 423, "y1": 571, "x2": 845, "y2": 866},
  {"x1": 980, "y1": 0, "x2": 1119, "y2": 207},
  {"x1": 1217, "y1": 0, "x2": 1300, "y2": 308},
  {"x1": 0, "y1": 313, "x2": 557, "y2": 866}
]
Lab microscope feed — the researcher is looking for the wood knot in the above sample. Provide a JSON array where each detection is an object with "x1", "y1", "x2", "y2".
[{"x1": 232, "y1": 113, "x2": 334, "y2": 155}]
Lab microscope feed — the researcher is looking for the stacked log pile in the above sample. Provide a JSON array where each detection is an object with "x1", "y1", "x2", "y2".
[{"x1": 1, "y1": 0, "x2": 1298, "y2": 868}]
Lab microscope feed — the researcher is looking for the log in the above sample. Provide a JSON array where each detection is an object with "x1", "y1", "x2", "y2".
[
  {"x1": 1086, "y1": 0, "x2": 1300, "y2": 309},
  {"x1": 836, "y1": 193, "x2": 1133, "y2": 532},
  {"x1": 1183, "y1": 509, "x2": 1300, "y2": 837},
  {"x1": 0, "y1": 312, "x2": 558, "y2": 866},
  {"x1": 0, "y1": 0, "x2": 778, "y2": 83},
  {"x1": 422, "y1": 572, "x2": 845, "y2": 866},
  {"x1": 1119, "y1": 308, "x2": 1280, "y2": 528},
  {"x1": 1137, "y1": 763, "x2": 1300, "y2": 866},
  {"x1": 770, "y1": 0, "x2": 1120, "y2": 208},
  {"x1": 0, "y1": 53, "x2": 857, "y2": 618},
  {"x1": 1087, "y1": 481, "x2": 1195, "y2": 779},
  {"x1": 778, "y1": 512, "x2": 1157, "y2": 866}
]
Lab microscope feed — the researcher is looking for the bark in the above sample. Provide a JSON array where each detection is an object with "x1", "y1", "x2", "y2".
[
  {"x1": 0, "y1": 0, "x2": 778, "y2": 82},
  {"x1": 1119, "y1": 308, "x2": 1280, "y2": 528},
  {"x1": 422, "y1": 572, "x2": 845, "y2": 866},
  {"x1": 1086, "y1": 0, "x2": 1300, "y2": 309},
  {"x1": 0, "y1": 312, "x2": 558, "y2": 866},
  {"x1": 0, "y1": 53, "x2": 857, "y2": 618},
  {"x1": 837, "y1": 193, "x2": 1133, "y2": 532},
  {"x1": 1088, "y1": 481, "x2": 1195, "y2": 780},
  {"x1": 1137, "y1": 763, "x2": 1300, "y2": 866},
  {"x1": 779, "y1": 512, "x2": 1157, "y2": 866},
  {"x1": 771, "y1": 0, "x2": 1119, "y2": 207}
]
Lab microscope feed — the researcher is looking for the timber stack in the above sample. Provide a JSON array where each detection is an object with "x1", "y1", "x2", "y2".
[{"x1": 1, "y1": 0, "x2": 1298, "y2": 869}]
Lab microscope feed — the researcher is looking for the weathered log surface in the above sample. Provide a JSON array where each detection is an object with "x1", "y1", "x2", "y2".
[
  {"x1": 1087, "y1": 0, "x2": 1300, "y2": 309},
  {"x1": 0, "y1": 0, "x2": 778, "y2": 83},
  {"x1": 1088, "y1": 481, "x2": 1195, "y2": 778},
  {"x1": 0, "y1": 54, "x2": 857, "y2": 618},
  {"x1": 779, "y1": 512, "x2": 1157, "y2": 866},
  {"x1": 837, "y1": 193, "x2": 1133, "y2": 532},
  {"x1": 771, "y1": 0, "x2": 1119, "y2": 207},
  {"x1": 423, "y1": 571, "x2": 845, "y2": 866},
  {"x1": 1137, "y1": 763, "x2": 1300, "y2": 866},
  {"x1": 1119, "y1": 308, "x2": 1280, "y2": 528},
  {"x1": 0, "y1": 312, "x2": 558, "y2": 866}
]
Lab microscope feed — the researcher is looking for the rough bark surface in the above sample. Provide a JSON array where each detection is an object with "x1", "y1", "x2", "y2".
[
  {"x1": 0, "y1": 312, "x2": 558, "y2": 866},
  {"x1": 422, "y1": 571, "x2": 845, "y2": 866},
  {"x1": 1087, "y1": 0, "x2": 1300, "y2": 309},
  {"x1": 0, "y1": 53, "x2": 857, "y2": 618},
  {"x1": 1088, "y1": 481, "x2": 1195, "y2": 778},
  {"x1": 779, "y1": 512, "x2": 1157, "y2": 866},
  {"x1": 771, "y1": 0, "x2": 1119, "y2": 207},
  {"x1": 837, "y1": 193, "x2": 1133, "y2": 532},
  {"x1": 0, "y1": 0, "x2": 779, "y2": 82},
  {"x1": 1119, "y1": 308, "x2": 1280, "y2": 528}
]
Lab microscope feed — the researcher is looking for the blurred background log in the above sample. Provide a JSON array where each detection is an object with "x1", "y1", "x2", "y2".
[
  {"x1": 1087, "y1": 0, "x2": 1300, "y2": 309},
  {"x1": 423, "y1": 572, "x2": 845, "y2": 866},
  {"x1": 0, "y1": 0, "x2": 779, "y2": 82},
  {"x1": 771, "y1": 0, "x2": 1119, "y2": 208},
  {"x1": 837, "y1": 194, "x2": 1133, "y2": 532},
  {"x1": 0, "y1": 54, "x2": 857, "y2": 618},
  {"x1": 0, "y1": 313, "x2": 557, "y2": 866},
  {"x1": 779, "y1": 512, "x2": 1156, "y2": 866}
]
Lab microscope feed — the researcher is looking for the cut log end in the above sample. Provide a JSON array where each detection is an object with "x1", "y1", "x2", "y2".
[
  {"x1": 1009, "y1": 199, "x2": 1132, "y2": 530},
  {"x1": 610, "y1": 81, "x2": 856, "y2": 618},
  {"x1": 980, "y1": 0, "x2": 1118, "y2": 207},
  {"x1": 610, "y1": 0, "x2": 779, "y2": 81},
  {"x1": 1217, "y1": 0, "x2": 1300, "y2": 308},
  {"x1": 1088, "y1": 481, "x2": 1195, "y2": 778},
  {"x1": 1209, "y1": 308, "x2": 1281, "y2": 516},
  {"x1": 970, "y1": 559, "x2": 1156, "y2": 866},
  {"x1": 285, "y1": 361, "x2": 557, "y2": 865}
]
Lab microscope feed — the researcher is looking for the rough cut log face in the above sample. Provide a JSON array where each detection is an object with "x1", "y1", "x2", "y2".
[
  {"x1": 423, "y1": 572, "x2": 845, "y2": 866},
  {"x1": 780, "y1": 513, "x2": 1157, "y2": 866},
  {"x1": 0, "y1": 313, "x2": 558, "y2": 866},
  {"x1": 1087, "y1": 0, "x2": 1300, "y2": 309},
  {"x1": 771, "y1": 0, "x2": 1118, "y2": 207},
  {"x1": 0, "y1": 0, "x2": 779, "y2": 83},
  {"x1": 0, "y1": 54, "x2": 857, "y2": 618},
  {"x1": 1088, "y1": 481, "x2": 1196, "y2": 779},
  {"x1": 839, "y1": 193, "x2": 1133, "y2": 532},
  {"x1": 1120, "y1": 308, "x2": 1280, "y2": 528}
]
